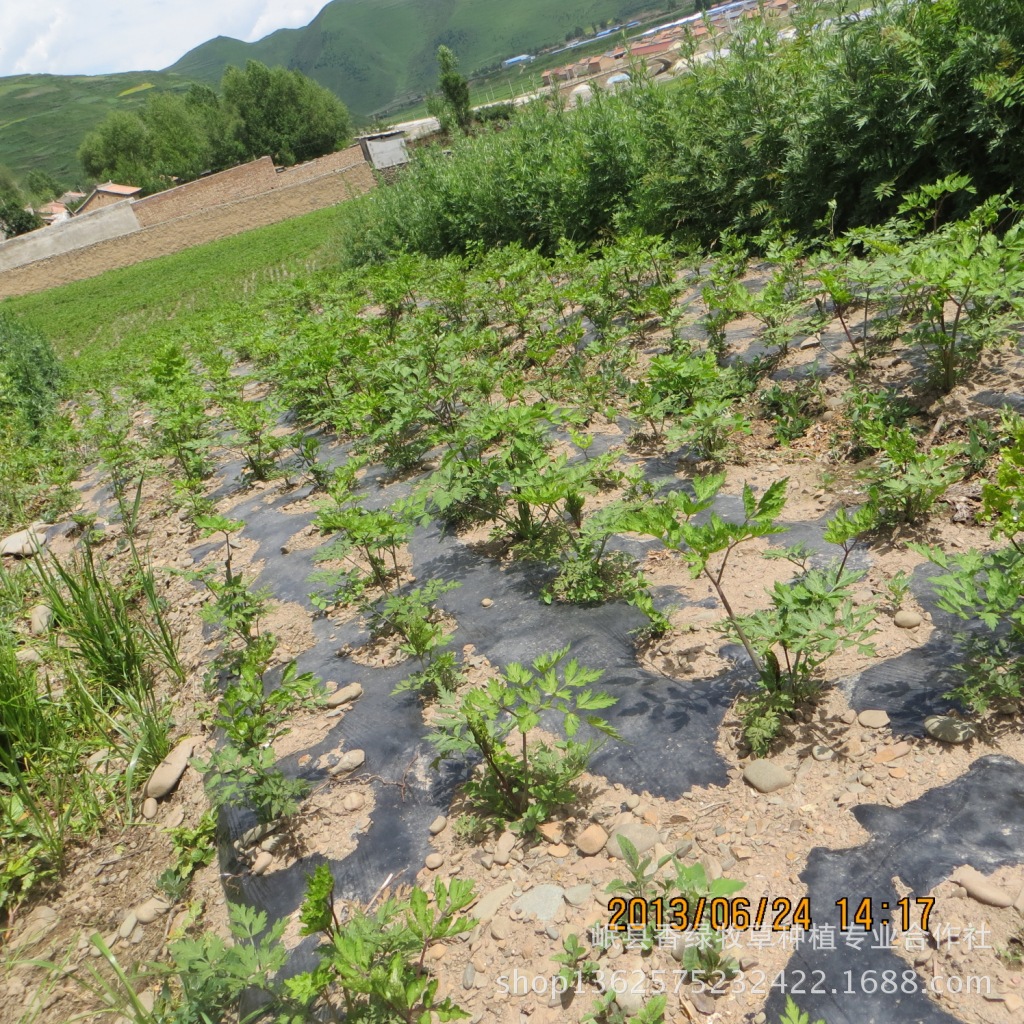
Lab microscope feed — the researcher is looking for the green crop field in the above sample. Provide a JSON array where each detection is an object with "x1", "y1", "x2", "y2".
[
  {"x1": 0, "y1": 200, "x2": 358, "y2": 388},
  {"x1": 1, "y1": 9, "x2": 1023, "y2": 1024}
]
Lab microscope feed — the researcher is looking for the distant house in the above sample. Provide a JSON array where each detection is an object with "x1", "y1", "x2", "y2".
[
  {"x1": 541, "y1": 66, "x2": 576, "y2": 85},
  {"x1": 503, "y1": 54, "x2": 535, "y2": 67},
  {"x1": 629, "y1": 41, "x2": 677, "y2": 58},
  {"x1": 36, "y1": 201, "x2": 70, "y2": 226},
  {"x1": 586, "y1": 54, "x2": 619, "y2": 74},
  {"x1": 58, "y1": 191, "x2": 86, "y2": 208},
  {"x1": 74, "y1": 182, "x2": 142, "y2": 216}
]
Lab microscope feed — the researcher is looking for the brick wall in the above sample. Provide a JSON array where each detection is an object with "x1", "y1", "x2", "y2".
[
  {"x1": 133, "y1": 157, "x2": 279, "y2": 228},
  {"x1": 0, "y1": 161, "x2": 376, "y2": 299},
  {"x1": 275, "y1": 145, "x2": 366, "y2": 184}
]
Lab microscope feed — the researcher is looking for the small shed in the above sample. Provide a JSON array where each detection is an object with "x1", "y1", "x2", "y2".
[
  {"x1": 357, "y1": 131, "x2": 410, "y2": 170},
  {"x1": 75, "y1": 182, "x2": 141, "y2": 216}
]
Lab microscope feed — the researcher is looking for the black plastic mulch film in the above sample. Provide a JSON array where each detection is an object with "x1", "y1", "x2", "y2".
[{"x1": 195, "y1": 432, "x2": 1021, "y2": 1022}]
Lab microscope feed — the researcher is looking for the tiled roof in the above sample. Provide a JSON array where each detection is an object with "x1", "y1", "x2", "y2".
[{"x1": 97, "y1": 182, "x2": 141, "y2": 196}]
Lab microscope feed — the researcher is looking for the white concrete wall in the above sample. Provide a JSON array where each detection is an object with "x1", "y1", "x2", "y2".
[{"x1": 0, "y1": 200, "x2": 141, "y2": 273}]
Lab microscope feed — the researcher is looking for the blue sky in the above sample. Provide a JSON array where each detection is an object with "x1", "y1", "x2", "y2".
[{"x1": 0, "y1": 0, "x2": 327, "y2": 77}]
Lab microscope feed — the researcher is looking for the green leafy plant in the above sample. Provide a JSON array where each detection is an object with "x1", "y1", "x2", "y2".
[
  {"x1": 860, "y1": 178, "x2": 1024, "y2": 393},
  {"x1": 779, "y1": 997, "x2": 826, "y2": 1024},
  {"x1": 841, "y1": 384, "x2": 914, "y2": 462},
  {"x1": 88, "y1": 392, "x2": 147, "y2": 538},
  {"x1": 733, "y1": 562, "x2": 877, "y2": 754},
  {"x1": 146, "y1": 342, "x2": 214, "y2": 482},
  {"x1": 430, "y1": 646, "x2": 619, "y2": 832},
  {"x1": 910, "y1": 415, "x2": 1024, "y2": 711},
  {"x1": 760, "y1": 382, "x2": 823, "y2": 446},
  {"x1": 163, "y1": 902, "x2": 288, "y2": 1021},
  {"x1": 885, "y1": 570, "x2": 911, "y2": 610},
  {"x1": 287, "y1": 867, "x2": 477, "y2": 1022},
  {"x1": 189, "y1": 514, "x2": 270, "y2": 651},
  {"x1": 379, "y1": 580, "x2": 462, "y2": 697},
  {"x1": 625, "y1": 474, "x2": 788, "y2": 677},
  {"x1": 667, "y1": 400, "x2": 750, "y2": 463},
  {"x1": 311, "y1": 483, "x2": 416, "y2": 609},
  {"x1": 585, "y1": 991, "x2": 668, "y2": 1024},
  {"x1": 221, "y1": 386, "x2": 290, "y2": 483},
  {"x1": 601, "y1": 834, "x2": 744, "y2": 988},
  {"x1": 196, "y1": 644, "x2": 320, "y2": 825},
  {"x1": 860, "y1": 425, "x2": 963, "y2": 526},
  {"x1": 627, "y1": 480, "x2": 876, "y2": 751},
  {"x1": 551, "y1": 932, "x2": 600, "y2": 989}
]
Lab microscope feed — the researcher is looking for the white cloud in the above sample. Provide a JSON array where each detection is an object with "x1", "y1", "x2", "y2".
[
  {"x1": 246, "y1": 0, "x2": 327, "y2": 42},
  {"x1": 0, "y1": 0, "x2": 328, "y2": 77}
]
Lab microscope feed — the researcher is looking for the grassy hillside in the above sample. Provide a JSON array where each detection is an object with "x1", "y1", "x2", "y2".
[
  {"x1": 0, "y1": 71, "x2": 196, "y2": 186},
  {"x1": 168, "y1": 0, "x2": 677, "y2": 116}
]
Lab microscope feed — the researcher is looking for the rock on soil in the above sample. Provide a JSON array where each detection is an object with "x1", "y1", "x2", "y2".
[
  {"x1": 894, "y1": 609, "x2": 923, "y2": 628},
  {"x1": 1, "y1": 527, "x2": 46, "y2": 558},
  {"x1": 512, "y1": 884, "x2": 565, "y2": 921},
  {"x1": 951, "y1": 866, "x2": 1013, "y2": 907},
  {"x1": 429, "y1": 815, "x2": 447, "y2": 836},
  {"x1": 144, "y1": 736, "x2": 196, "y2": 799},
  {"x1": 252, "y1": 851, "x2": 273, "y2": 875},
  {"x1": 326, "y1": 682, "x2": 362, "y2": 708},
  {"x1": 576, "y1": 823, "x2": 608, "y2": 856},
  {"x1": 857, "y1": 709, "x2": 890, "y2": 729},
  {"x1": 135, "y1": 896, "x2": 171, "y2": 924},
  {"x1": 493, "y1": 831, "x2": 516, "y2": 866},
  {"x1": 743, "y1": 760, "x2": 793, "y2": 794},
  {"x1": 608, "y1": 822, "x2": 659, "y2": 857},
  {"x1": 330, "y1": 749, "x2": 365, "y2": 775},
  {"x1": 925, "y1": 715, "x2": 977, "y2": 744},
  {"x1": 29, "y1": 604, "x2": 52, "y2": 635},
  {"x1": 473, "y1": 883, "x2": 514, "y2": 924},
  {"x1": 11, "y1": 905, "x2": 59, "y2": 948},
  {"x1": 565, "y1": 884, "x2": 592, "y2": 907}
]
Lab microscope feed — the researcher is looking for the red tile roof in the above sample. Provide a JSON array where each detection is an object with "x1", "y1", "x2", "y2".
[{"x1": 96, "y1": 182, "x2": 142, "y2": 196}]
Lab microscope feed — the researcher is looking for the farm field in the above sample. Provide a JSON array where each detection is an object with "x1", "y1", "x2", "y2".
[{"x1": 1, "y1": 3, "x2": 1023, "y2": 1024}]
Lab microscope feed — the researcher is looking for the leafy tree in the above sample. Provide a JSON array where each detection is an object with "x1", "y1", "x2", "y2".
[
  {"x1": 142, "y1": 92, "x2": 215, "y2": 181},
  {"x1": 185, "y1": 84, "x2": 244, "y2": 171},
  {"x1": 77, "y1": 64, "x2": 345, "y2": 188},
  {"x1": 0, "y1": 201, "x2": 41, "y2": 238},
  {"x1": 25, "y1": 170, "x2": 62, "y2": 203},
  {"x1": 0, "y1": 169, "x2": 41, "y2": 237},
  {"x1": 432, "y1": 45, "x2": 471, "y2": 133},
  {"x1": 77, "y1": 110, "x2": 154, "y2": 187},
  {"x1": 221, "y1": 60, "x2": 351, "y2": 165},
  {"x1": 0, "y1": 167, "x2": 21, "y2": 204}
]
